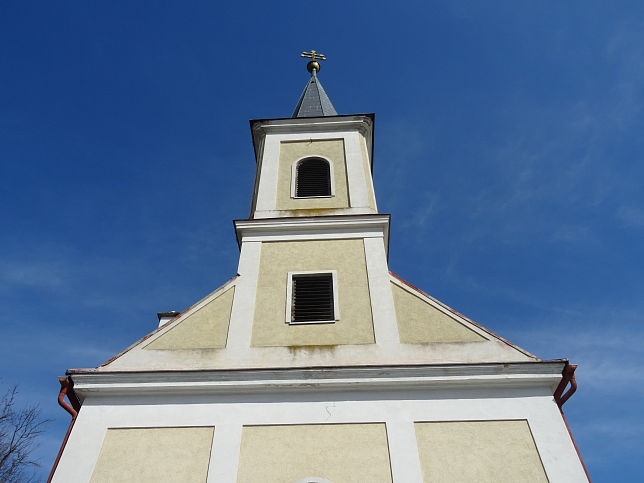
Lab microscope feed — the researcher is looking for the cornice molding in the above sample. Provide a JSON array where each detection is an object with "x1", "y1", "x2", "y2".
[
  {"x1": 233, "y1": 214, "x2": 391, "y2": 252},
  {"x1": 69, "y1": 361, "x2": 566, "y2": 398},
  {"x1": 250, "y1": 114, "x2": 375, "y2": 167},
  {"x1": 251, "y1": 114, "x2": 373, "y2": 135}
]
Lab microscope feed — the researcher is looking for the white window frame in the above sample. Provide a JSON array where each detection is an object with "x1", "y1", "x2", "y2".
[
  {"x1": 290, "y1": 156, "x2": 335, "y2": 199},
  {"x1": 285, "y1": 270, "x2": 339, "y2": 325}
]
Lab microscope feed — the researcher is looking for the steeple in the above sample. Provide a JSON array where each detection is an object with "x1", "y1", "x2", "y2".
[{"x1": 292, "y1": 50, "x2": 338, "y2": 118}]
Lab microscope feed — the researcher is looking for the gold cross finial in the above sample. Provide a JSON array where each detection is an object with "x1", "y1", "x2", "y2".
[{"x1": 301, "y1": 50, "x2": 327, "y2": 73}]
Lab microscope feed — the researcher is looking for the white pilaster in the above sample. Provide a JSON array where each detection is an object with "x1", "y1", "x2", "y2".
[
  {"x1": 386, "y1": 421, "x2": 424, "y2": 482},
  {"x1": 254, "y1": 135, "x2": 280, "y2": 213},
  {"x1": 207, "y1": 423, "x2": 242, "y2": 483},
  {"x1": 226, "y1": 241, "x2": 262, "y2": 350},
  {"x1": 345, "y1": 131, "x2": 370, "y2": 208},
  {"x1": 364, "y1": 237, "x2": 400, "y2": 347}
]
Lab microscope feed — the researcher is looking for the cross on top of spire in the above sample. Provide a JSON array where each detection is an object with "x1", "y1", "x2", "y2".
[
  {"x1": 301, "y1": 50, "x2": 327, "y2": 73},
  {"x1": 292, "y1": 49, "x2": 337, "y2": 117}
]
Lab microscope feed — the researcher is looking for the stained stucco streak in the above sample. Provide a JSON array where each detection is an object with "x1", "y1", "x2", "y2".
[
  {"x1": 251, "y1": 239, "x2": 375, "y2": 347},
  {"x1": 89, "y1": 427, "x2": 214, "y2": 482},
  {"x1": 237, "y1": 423, "x2": 392, "y2": 483},
  {"x1": 276, "y1": 139, "x2": 349, "y2": 211},
  {"x1": 144, "y1": 287, "x2": 234, "y2": 350},
  {"x1": 415, "y1": 420, "x2": 548, "y2": 482},
  {"x1": 392, "y1": 283, "x2": 485, "y2": 343}
]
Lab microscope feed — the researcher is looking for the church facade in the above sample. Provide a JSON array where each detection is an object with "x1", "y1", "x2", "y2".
[{"x1": 50, "y1": 56, "x2": 589, "y2": 482}]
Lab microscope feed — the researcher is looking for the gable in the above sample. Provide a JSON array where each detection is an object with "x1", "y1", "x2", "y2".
[
  {"x1": 144, "y1": 287, "x2": 234, "y2": 350},
  {"x1": 389, "y1": 272, "x2": 537, "y2": 360},
  {"x1": 392, "y1": 282, "x2": 486, "y2": 343},
  {"x1": 97, "y1": 276, "x2": 238, "y2": 370}
]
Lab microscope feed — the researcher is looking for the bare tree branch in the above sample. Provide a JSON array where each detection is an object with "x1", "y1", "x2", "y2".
[{"x1": 0, "y1": 385, "x2": 50, "y2": 483}]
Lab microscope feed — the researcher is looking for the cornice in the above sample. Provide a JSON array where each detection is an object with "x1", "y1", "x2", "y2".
[
  {"x1": 69, "y1": 361, "x2": 566, "y2": 398},
  {"x1": 251, "y1": 114, "x2": 373, "y2": 135},
  {"x1": 249, "y1": 114, "x2": 375, "y2": 168},
  {"x1": 233, "y1": 214, "x2": 391, "y2": 252}
]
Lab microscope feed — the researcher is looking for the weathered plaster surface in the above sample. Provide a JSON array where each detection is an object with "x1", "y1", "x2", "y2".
[
  {"x1": 415, "y1": 420, "x2": 548, "y2": 482},
  {"x1": 89, "y1": 426, "x2": 214, "y2": 482},
  {"x1": 276, "y1": 139, "x2": 349, "y2": 211},
  {"x1": 237, "y1": 423, "x2": 392, "y2": 483},
  {"x1": 252, "y1": 239, "x2": 375, "y2": 347},
  {"x1": 392, "y1": 283, "x2": 485, "y2": 343},
  {"x1": 145, "y1": 288, "x2": 234, "y2": 350}
]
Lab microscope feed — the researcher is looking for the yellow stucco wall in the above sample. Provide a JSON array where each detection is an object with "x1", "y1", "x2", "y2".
[
  {"x1": 144, "y1": 287, "x2": 234, "y2": 350},
  {"x1": 415, "y1": 420, "x2": 548, "y2": 482},
  {"x1": 252, "y1": 239, "x2": 375, "y2": 347},
  {"x1": 276, "y1": 139, "x2": 350, "y2": 212},
  {"x1": 90, "y1": 426, "x2": 214, "y2": 483},
  {"x1": 392, "y1": 283, "x2": 485, "y2": 343},
  {"x1": 360, "y1": 135, "x2": 377, "y2": 212},
  {"x1": 237, "y1": 423, "x2": 392, "y2": 483}
]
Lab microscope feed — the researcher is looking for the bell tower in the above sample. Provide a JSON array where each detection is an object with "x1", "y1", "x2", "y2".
[{"x1": 230, "y1": 52, "x2": 396, "y2": 350}]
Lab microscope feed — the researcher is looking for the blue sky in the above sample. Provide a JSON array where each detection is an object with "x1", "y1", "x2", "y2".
[{"x1": 1, "y1": 1, "x2": 643, "y2": 480}]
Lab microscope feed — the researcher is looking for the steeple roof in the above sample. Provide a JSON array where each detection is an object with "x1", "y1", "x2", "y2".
[{"x1": 292, "y1": 70, "x2": 338, "y2": 118}]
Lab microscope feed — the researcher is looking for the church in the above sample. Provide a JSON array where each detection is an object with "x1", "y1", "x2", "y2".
[{"x1": 49, "y1": 52, "x2": 589, "y2": 482}]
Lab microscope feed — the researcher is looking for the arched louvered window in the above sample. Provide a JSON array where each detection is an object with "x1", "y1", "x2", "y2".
[
  {"x1": 287, "y1": 271, "x2": 338, "y2": 324},
  {"x1": 295, "y1": 157, "x2": 332, "y2": 198}
]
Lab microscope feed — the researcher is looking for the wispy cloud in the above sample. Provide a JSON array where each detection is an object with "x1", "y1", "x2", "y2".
[
  {"x1": 550, "y1": 224, "x2": 592, "y2": 243},
  {"x1": 617, "y1": 206, "x2": 644, "y2": 227},
  {"x1": 506, "y1": 307, "x2": 644, "y2": 394},
  {"x1": 0, "y1": 260, "x2": 68, "y2": 290}
]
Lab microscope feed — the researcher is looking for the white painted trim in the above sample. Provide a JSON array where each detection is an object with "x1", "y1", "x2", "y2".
[
  {"x1": 285, "y1": 270, "x2": 339, "y2": 324},
  {"x1": 386, "y1": 421, "x2": 424, "y2": 482},
  {"x1": 72, "y1": 373, "x2": 563, "y2": 397},
  {"x1": 253, "y1": 208, "x2": 376, "y2": 219},
  {"x1": 364, "y1": 237, "x2": 400, "y2": 347},
  {"x1": 239, "y1": 229, "x2": 384, "y2": 244},
  {"x1": 344, "y1": 131, "x2": 370, "y2": 208},
  {"x1": 360, "y1": 134, "x2": 378, "y2": 212},
  {"x1": 207, "y1": 423, "x2": 242, "y2": 483},
  {"x1": 235, "y1": 214, "x2": 390, "y2": 254},
  {"x1": 290, "y1": 155, "x2": 335, "y2": 199},
  {"x1": 254, "y1": 135, "x2": 280, "y2": 214},
  {"x1": 225, "y1": 241, "x2": 262, "y2": 350},
  {"x1": 70, "y1": 362, "x2": 566, "y2": 397},
  {"x1": 252, "y1": 115, "x2": 373, "y2": 140}
]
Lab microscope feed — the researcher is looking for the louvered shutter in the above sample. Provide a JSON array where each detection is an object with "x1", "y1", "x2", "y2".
[
  {"x1": 291, "y1": 274, "x2": 334, "y2": 322},
  {"x1": 296, "y1": 158, "x2": 331, "y2": 197}
]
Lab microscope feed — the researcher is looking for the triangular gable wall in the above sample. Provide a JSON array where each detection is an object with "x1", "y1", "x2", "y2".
[
  {"x1": 389, "y1": 271, "x2": 537, "y2": 360},
  {"x1": 99, "y1": 276, "x2": 238, "y2": 369}
]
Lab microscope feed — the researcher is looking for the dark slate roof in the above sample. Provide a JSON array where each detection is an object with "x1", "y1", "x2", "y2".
[{"x1": 292, "y1": 70, "x2": 338, "y2": 118}]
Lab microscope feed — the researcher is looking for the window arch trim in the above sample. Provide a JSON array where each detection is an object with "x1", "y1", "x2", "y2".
[{"x1": 290, "y1": 156, "x2": 335, "y2": 199}]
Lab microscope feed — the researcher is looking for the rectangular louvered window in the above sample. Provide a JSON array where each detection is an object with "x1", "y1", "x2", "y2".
[{"x1": 287, "y1": 271, "x2": 338, "y2": 324}]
